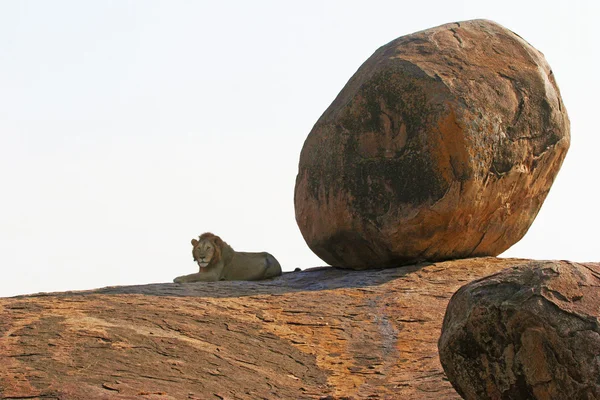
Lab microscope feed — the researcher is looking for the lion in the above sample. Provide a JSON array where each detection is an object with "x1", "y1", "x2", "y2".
[{"x1": 173, "y1": 232, "x2": 282, "y2": 283}]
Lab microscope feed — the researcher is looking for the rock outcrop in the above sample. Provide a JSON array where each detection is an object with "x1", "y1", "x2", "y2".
[
  {"x1": 294, "y1": 19, "x2": 570, "y2": 269},
  {"x1": 0, "y1": 257, "x2": 551, "y2": 400},
  {"x1": 439, "y1": 261, "x2": 600, "y2": 399}
]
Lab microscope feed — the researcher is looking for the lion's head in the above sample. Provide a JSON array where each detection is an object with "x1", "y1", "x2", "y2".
[{"x1": 191, "y1": 232, "x2": 224, "y2": 270}]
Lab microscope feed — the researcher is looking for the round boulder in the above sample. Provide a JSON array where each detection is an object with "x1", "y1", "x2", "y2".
[
  {"x1": 438, "y1": 261, "x2": 600, "y2": 399},
  {"x1": 294, "y1": 19, "x2": 570, "y2": 268}
]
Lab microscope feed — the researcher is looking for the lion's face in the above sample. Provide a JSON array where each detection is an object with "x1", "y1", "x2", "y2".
[
  {"x1": 191, "y1": 233, "x2": 224, "y2": 270},
  {"x1": 192, "y1": 240, "x2": 215, "y2": 268}
]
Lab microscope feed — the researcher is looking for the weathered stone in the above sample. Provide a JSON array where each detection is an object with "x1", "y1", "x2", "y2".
[
  {"x1": 439, "y1": 261, "x2": 600, "y2": 400},
  {"x1": 0, "y1": 257, "x2": 543, "y2": 400},
  {"x1": 294, "y1": 19, "x2": 570, "y2": 269}
]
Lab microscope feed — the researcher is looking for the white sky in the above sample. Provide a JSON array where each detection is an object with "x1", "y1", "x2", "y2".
[{"x1": 1, "y1": 1, "x2": 598, "y2": 297}]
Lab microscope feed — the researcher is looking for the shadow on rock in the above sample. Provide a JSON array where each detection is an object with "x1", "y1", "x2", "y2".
[{"x1": 23, "y1": 263, "x2": 433, "y2": 299}]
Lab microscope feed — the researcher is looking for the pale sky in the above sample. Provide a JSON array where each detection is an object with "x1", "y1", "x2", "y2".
[{"x1": 1, "y1": 1, "x2": 598, "y2": 297}]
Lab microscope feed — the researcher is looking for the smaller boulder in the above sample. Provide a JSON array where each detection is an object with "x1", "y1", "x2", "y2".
[{"x1": 438, "y1": 260, "x2": 600, "y2": 400}]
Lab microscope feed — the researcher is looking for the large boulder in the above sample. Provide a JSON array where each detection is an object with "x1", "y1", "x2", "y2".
[
  {"x1": 294, "y1": 19, "x2": 570, "y2": 269},
  {"x1": 438, "y1": 261, "x2": 600, "y2": 399}
]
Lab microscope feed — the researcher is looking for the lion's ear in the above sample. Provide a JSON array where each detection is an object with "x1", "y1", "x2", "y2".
[{"x1": 191, "y1": 238, "x2": 199, "y2": 246}]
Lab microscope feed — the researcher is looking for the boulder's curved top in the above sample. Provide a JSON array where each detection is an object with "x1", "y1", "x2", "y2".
[
  {"x1": 439, "y1": 261, "x2": 600, "y2": 399},
  {"x1": 295, "y1": 19, "x2": 570, "y2": 269}
]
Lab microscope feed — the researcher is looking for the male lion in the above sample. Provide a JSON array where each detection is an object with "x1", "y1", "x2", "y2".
[{"x1": 173, "y1": 232, "x2": 282, "y2": 283}]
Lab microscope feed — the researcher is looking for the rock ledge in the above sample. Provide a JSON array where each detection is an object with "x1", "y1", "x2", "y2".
[{"x1": 2, "y1": 258, "x2": 595, "y2": 399}]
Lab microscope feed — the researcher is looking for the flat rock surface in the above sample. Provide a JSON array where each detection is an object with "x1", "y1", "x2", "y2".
[{"x1": 1, "y1": 258, "x2": 585, "y2": 399}]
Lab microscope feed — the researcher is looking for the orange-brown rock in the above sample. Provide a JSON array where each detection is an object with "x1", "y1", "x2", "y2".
[
  {"x1": 294, "y1": 19, "x2": 570, "y2": 269},
  {"x1": 439, "y1": 261, "x2": 600, "y2": 399},
  {"x1": 0, "y1": 257, "x2": 551, "y2": 400}
]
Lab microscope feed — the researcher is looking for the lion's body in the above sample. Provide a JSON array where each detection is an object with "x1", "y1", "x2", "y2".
[{"x1": 174, "y1": 233, "x2": 282, "y2": 283}]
